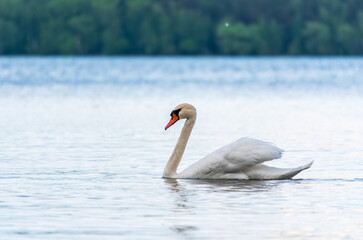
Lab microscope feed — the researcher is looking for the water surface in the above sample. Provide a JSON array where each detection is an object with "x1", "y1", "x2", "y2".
[{"x1": 0, "y1": 57, "x2": 362, "y2": 239}]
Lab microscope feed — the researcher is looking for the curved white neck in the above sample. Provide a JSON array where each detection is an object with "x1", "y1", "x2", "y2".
[{"x1": 163, "y1": 116, "x2": 196, "y2": 178}]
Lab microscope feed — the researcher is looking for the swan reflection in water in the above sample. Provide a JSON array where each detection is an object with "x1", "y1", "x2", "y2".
[
  {"x1": 164, "y1": 178, "x2": 285, "y2": 194},
  {"x1": 163, "y1": 178, "x2": 296, "y2": 237}
]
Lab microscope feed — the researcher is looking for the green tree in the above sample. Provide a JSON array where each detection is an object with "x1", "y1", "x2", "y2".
[
  {"x1": 217, "y1": 20, "x2": 260, "y2": 55},
  {"x1": 0, "y1": 0, "x2": 24, "y2": 54},
  {"x1": 302, "y1": 21, "x2": 331, "y2": 54},
  {"x1": 173, "y1": 9, "x2": 211, "y2": 54},
  {"x1": 337, "y1": 23, "x2": 359, "y2": 54}
]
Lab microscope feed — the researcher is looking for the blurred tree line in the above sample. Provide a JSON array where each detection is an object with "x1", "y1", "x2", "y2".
[{"x1": 0, "y1": 0, "x2": 362, "y2": 55}]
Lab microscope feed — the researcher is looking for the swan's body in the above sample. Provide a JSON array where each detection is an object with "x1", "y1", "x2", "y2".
[{"x1": 164, "y1": 103, "x2": 313, "y2": 180}]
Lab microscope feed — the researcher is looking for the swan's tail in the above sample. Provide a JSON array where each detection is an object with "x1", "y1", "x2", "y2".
[
  {"x1": 276, "y1": 161, "x2": 314, "y2": 180},
  {"x1": 244, "y1": 161, "x2": 314, "y2": 180}
]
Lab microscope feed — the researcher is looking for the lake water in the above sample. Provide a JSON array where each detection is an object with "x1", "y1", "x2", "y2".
[{"x1": 0, "y1": 57, "x2": 362, "y2": 239}]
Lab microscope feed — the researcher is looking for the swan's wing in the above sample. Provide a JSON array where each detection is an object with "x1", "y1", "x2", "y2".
[
  {"x1": 179, "y1": 137, "x2": 283, "y2": 178},
  {"x1": 223, "y1": 138, "x2": 284, "y2": 173}
]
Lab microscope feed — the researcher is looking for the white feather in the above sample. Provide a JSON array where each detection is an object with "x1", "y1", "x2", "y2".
[{"x1": 179, "y1": 138, "x2": 292, "y2": 179}]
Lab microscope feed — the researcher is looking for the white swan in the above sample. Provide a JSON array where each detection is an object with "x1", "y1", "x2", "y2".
[{"x1": 163, "y1": 103, "x2": 313, "y2": 180}]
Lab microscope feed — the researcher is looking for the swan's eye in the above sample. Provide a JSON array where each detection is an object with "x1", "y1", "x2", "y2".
[{"x1": 170, "y1": 108, "x2": 182, "y2": 117}]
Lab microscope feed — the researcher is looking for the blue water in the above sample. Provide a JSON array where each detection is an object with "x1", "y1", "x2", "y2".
[{"x1": 0, "y1": 57, "x2": 362, "y2": 239}]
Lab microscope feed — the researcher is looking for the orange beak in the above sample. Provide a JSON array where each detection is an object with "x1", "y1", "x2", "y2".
[{"x1": 165, "y1": 113, "x2": 179, "y2": 130}]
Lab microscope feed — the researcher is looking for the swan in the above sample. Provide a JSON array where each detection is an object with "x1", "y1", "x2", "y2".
[{"x1": 163, "y1": 103, "x2": 313, "y2": 180}]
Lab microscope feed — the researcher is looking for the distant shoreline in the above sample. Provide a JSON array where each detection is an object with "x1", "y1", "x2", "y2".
[{"x1": 1, "y1": 0, "x2": 362, "y2": 55}]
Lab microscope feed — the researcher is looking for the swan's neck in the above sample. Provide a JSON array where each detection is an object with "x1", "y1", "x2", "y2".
[{"x1": 163, "y1": 116, "x2": 195, "y2": 178}]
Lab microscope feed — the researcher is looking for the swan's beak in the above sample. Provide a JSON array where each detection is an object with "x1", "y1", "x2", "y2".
[{"x1": 165, "y1": 113, "x2": 179, "y2": 130}]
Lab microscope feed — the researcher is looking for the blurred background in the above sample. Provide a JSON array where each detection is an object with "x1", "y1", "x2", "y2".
[{"x1": 0, "y1": 0, "x2": 362, "y2": 55}]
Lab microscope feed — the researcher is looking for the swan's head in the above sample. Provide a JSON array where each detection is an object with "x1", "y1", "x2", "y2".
[{"x1": 165, "y1": 103, "x2": 196, "y2": 130}]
